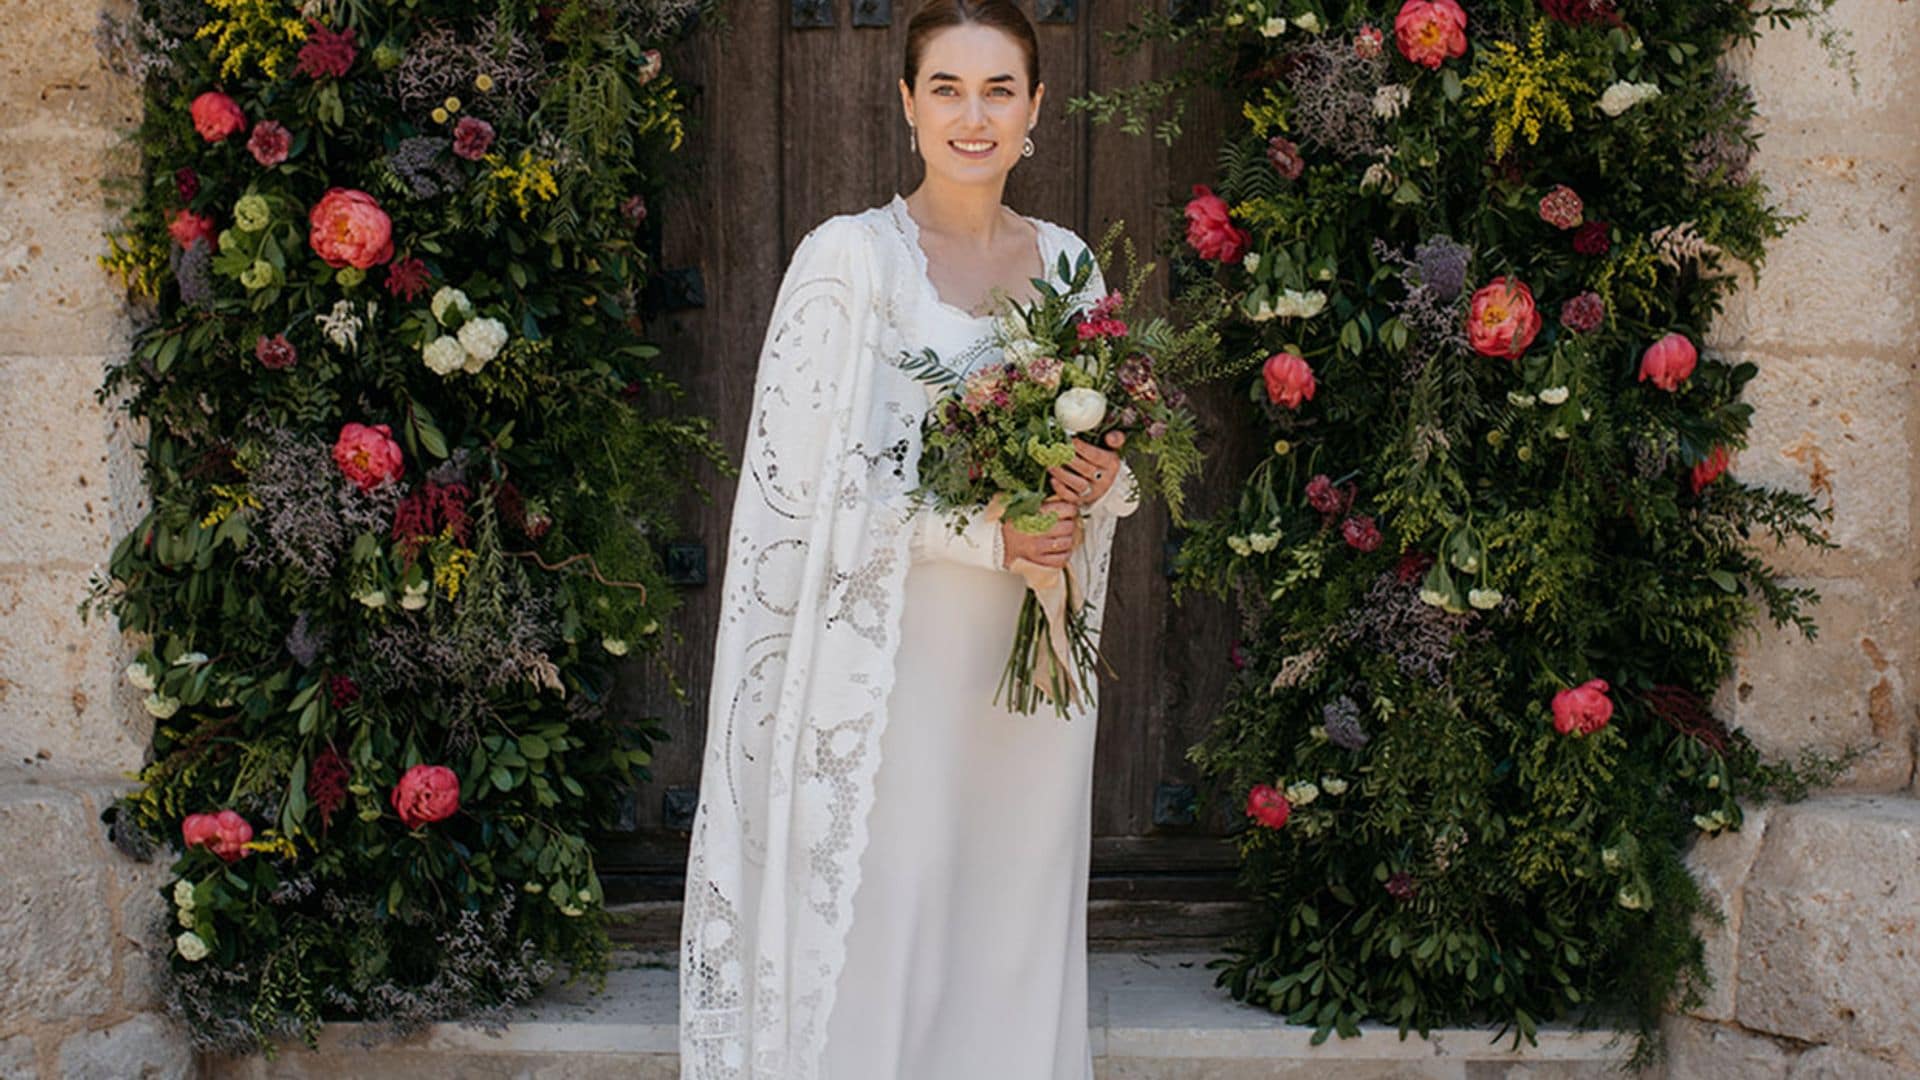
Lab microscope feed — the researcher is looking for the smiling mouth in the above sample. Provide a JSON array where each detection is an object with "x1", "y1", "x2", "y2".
[{"x1": 949, "y1": 140, "x2": 996, "y2": 155}]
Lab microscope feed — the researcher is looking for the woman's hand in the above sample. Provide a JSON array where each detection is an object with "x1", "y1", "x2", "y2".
[
  {"x1": 1001, "y1": 499, "x2": 1081, "y2": 570},
  {"x1": 1047, "y1": 430, "x2": 1126, "y2": 507}
]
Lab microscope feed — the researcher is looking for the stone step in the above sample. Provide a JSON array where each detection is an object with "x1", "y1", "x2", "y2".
[{"x1": 205, "y1": 952, "x2": 1635, "y2": 1079}]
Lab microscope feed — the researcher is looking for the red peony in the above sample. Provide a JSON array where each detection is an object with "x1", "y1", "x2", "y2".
[
  {"x1": 1572, "y1": 221, "x2": 1611, "y2": 256},
  {"x1": 1394, "y1": 0, "x2": 1468, "y2": 69},
  {"x1": 1246, "y1": 784, "x2": 1292, "y2": 829},
  {"x1": 308, "y1": 188, "x2": 394, "y2": 269},
  {"x1": 1467, "y1": 277, "x2": 1543, "y2": 359},
  {"x1": 384, "y1": 257, "x2": 432, "y2": 301},
  {"x1": 1639, "y1": 333, "x2": 1698, "y2": 392},
  {"x1": 1690, "y1": 445, "x2": 1732, "y2": 493},
  {"x1": 391, "y1": 764, "x2": 461, "y2": 829},
  {"x1": 254, "y1": 334, "x2": 297, "y2": 370},
  {"x1": 1559, "y1": 291, "x2": 1605, "y2": 333},
  {"x1": 1266, "y1": 136, "x2": 1305, "y2": 181},
  {"x1": 1262, "y1": 350, "x2": 1316, "y2": 408},
  {"x1": 331, "y1": 422, "x2": 404, "y2": 490},
  {"x1": 1538, "y1": 185, "x2": 1584, "y2": 230},
  {"x1": 189, "y1": 91, "x2": 247, "y2": 143},
  {"x1": 1342, "y1": 515, "x2": 1382, "y2": 552},
  {"x1": 1551, "y1": 678, "x2": 1613, "y2": 736},
  {"x1": 181, "y1": 809, "x2": 253, "y2": 862},
  {"x1": 295, "y1": 21, "x2": 357, "y2": 79},
  {"x1": 1184, "y1": 185, "x2": 1250, "y2": 263},
  {"x1": 451, "y1": 116, "x2": 496, "y2": 161},
  {"x1": 247, "y1": 120, "x2": 291, "y2": 167},
  {"x1": 1354, "y1": 24, "x2": 1385, "y2": 59},
  {"x1": 167, "y1": 209, "x2": 219, "y2": 252}
]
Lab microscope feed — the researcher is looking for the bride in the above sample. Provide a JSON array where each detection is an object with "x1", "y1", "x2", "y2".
[{"x1": 679, "y1": 2, "x2": 1138, "y2": 1076}]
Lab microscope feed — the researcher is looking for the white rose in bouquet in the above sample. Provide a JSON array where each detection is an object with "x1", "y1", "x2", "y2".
[
  {"x1": 422, "y1": 335, "x2": 467, "y2": 375},
  {"x1": 1053, "y1": 387, "x2": 1107, "y2": 435},
  {"x1": 458, "y1": 317, "x2": 509, "y2": 371}
]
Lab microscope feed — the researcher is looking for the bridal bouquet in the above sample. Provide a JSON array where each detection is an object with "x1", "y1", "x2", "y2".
[{"x1": 901, "y1": 248, "x2": 1201, "y2": 716}]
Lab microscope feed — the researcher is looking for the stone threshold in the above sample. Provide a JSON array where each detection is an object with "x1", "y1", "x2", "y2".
[{"x1": 208, "y1": 951, "x2": 1635, "y2": 1078}]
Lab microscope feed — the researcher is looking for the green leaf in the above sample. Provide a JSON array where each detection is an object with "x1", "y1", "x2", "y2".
[{"x1": 1442, "y1": 69, "x2": 1463, "y2": 103}]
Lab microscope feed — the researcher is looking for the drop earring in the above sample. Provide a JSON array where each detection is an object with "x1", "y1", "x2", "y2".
[
  {"x1": 909, "y1": 124, "x2": 917, "y2": 154},
  {"x1": 1022, "y1": 134, "x2": 1035, "y2": 158}
]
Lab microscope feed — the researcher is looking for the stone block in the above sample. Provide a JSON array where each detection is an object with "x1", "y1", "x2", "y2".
[
  {"x1": 1683, "y1": 807, "x2": 1771, "y2": 1022},
  {"x1": 1708, "y1": 155, "x2": 1920, "y2": 354},
  {"x1": 0, "y1": 566, "x2": 151, "y2": 774},
  {"x1": 1660, "y1": 1017, "x2": 1797, "y2": 1080},
  {"x1": 1735, "y1": 796, "x2": 1920, "y2": 1062},
  {"x1": 55, "y1": 1013, "x2": 191, "y2": 1080},
  {"x1": 0, "y1": 131, "x2": 134, "y2": 358},
  {"x1": 0, "y1": 780, "x2": 115, "y2": 1022},
  {"x1": 1787, "y1": 1045, "x2": 1920, "y2": 1080},
  {"x1": 1719, "y1": 578, "x2": 1914, "y2": 791},
  {"x1": 0, "y1": 0, "x2": 142, "y2": 132},
  {"x1": 108, "y1": 844, "x2": 174, "y2": 1012},
  {"x1": 0, "y1": 357, "x2": 126, "y2": 566},
  {"x1": 1734, "y1": 0, "x2": 1920, "y2": 135},
  {"x1": 0, "y1": 1035, "x2": 36, "y2": 1080}
]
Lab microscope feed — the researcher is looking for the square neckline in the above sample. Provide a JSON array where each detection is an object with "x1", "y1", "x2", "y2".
[{"x1": 888, "y1": 193, "x2": 1053, "y2": 322}]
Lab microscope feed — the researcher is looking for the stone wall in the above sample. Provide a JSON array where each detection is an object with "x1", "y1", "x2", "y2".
[
  {"x1": 0, "y1": 1, "x2": 192, "y2": 1076},
  {"x1": 0, "y1": 1, "x2": 1913, "y2": 1078}
]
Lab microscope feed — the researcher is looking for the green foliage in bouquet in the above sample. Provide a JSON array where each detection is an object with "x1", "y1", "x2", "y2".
[
  {"x1": 87, "y1": 0, "x2": 720, "y2": 1053},
  {"x1": 1094, "y1": 0, "x2": 1849, "y2": 1056}
]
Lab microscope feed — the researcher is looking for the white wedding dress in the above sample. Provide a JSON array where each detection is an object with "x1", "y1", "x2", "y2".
[{"x1": 679, "y1": 194, "x2": 1136, "y2": 1080}]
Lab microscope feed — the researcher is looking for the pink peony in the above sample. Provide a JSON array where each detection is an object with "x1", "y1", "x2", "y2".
[
  {"x1": 308, "y1": 188, "x2": 394, "y2": 269},
  {"x1": 1342, "y1": 515, "x2": 1382, "y2": 552},
  {"x1": 1266, "y1": 136, "x2": 1304, "y2": 181},
  {"x1": 1551, "y1": 678, "x2": 1613, "y2": 736},
  {"x1": 1262, "y1": 350, "x2": 1316, "y2": 409},
  {"x1": 189, "y1": 91, "x2": 247, "y2": 143},
  {"x1": 1538, "y1": 185, "x2": 1584, "y2": 230},
  {"x1": 254, "y1": 334, "x2": 297, "y2": 370},
  {"x1": 167, "y1": 209, "x2": 219, "y2": 252},
  {"x1": 1184, "y1": 185, "x2": 1250, "y2": 263},
  {"x1": 1690, "y1": 445, "x2": 1732, "y2": 493},
  {"x1": 1394, "y1": 0, "x2": 1468, "y2": 69},
  {"x1": 451, "y1": 116, "x2": 495, "y2": 161},
  {"x1": 1354, "y1": 24, "x2": 1385, "y2": 59},
  {"x1": 182, "y1": 810, "x2": 253, "y2": 862},
  {"x1": 1559, "y1": 291, "x2": 1605, "y2": 333},
  {"x1": 1467, "y1": 277, "x2": 1543, "y2": 359},
  {"x1": 247, "y1": 120, "x2": 291, "y2": 167},
  {"x1": 295, "y1": 20, "x2": 357, "y2": 79},
  {"x1": 1246, "y1": 784, "x2": 1292, "y2": 829},
  {"x1": 1305, "y1": 474, "x2": 1348, "y2": 516},
  {"x1": 391, "y1": 764, "x2": 460, "y2": 829},
  {"x1": 1639, "y1": 333, "x2": 1698, "y2": 392},
  {"x1": 331, "y1": 422, "x2": 404, "y2": 490}
]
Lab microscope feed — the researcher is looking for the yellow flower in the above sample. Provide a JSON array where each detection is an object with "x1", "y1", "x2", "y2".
[
  {"x1": 434, "y1": 543, "x2": 476, "y2": 599},
  {"x1": 485, "y1": 150, "x2": 561, "y2": 220},
  {"x1": 1463, "y1": 22, "x2": 1591, "y2": 161},
  {"x1": 432, "y1": 107, "x2": 449, "y2": 124},
  {"x1": 195, "y1": 0, "x2": 308, "y2": 80},
  {"x1": 1272, "y1": 439, "x2": 1292, "y2": 456},
  {"x1": 444, "y1": 96, "x2": 462, "y2": 113},
  {"x1": 475, "y1": 73, "x2": 495, "y2": 91}
]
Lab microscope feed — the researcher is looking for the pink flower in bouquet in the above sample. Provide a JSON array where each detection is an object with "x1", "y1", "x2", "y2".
[
  {"x1": 1077, "y1": 292, "x2": 1129, "y2": 339},
  {"x1": 1572, "y1": 221, "x2": 1610, "y2": 256},
  {"x1": 1551, "y1": 678, "x2": 1613, "y2": 736},
  {"x1": 384, "y1": 257, "x2": 431, "y2": 301},
  {"x1": 391, "y1": 764, "x2": 460, "y2": 829},
  {"x1": 182, "y1": 810, "x2": 252, "y2": 862},
  {"x1": 247, "y1": 120, "x2": 291, "y2": 167},
  {"x1": 1690, "y1": 445, "x2": 1731, "y2": 492},
  {"x1": 960, "y1": 368, "x2": 1006, "y2": 414},
  {"x1": 1184, "y1": 185, "x2": 1250, "y2": 264},
  {"x1": 1638, "y1": 333, "x2": 1698, "y2": 391},
  {"x1": 189, "y1": 91, "x2": 246, "y2": 142},
  {"x1": 1246, "y1": 784, "x2": 1292, "y2": 829},
  {"x1": 1354, "y1": 24, "x2": 1385, "y2": 59},
  {"x1": 331, "y1": 422, "x2": 404, "y2": 491},
  {"x1": 1116, "y1": 354, "x2": 1160, "y2": 403},
  {"x1": 1305, "y1": 474, "x2": 1349, "y2": 516},
  {"x1": 1467, "y1": 277, "x2": 1542, "y2": 359},
  {"x1": 1266, "y1": 136, "x2": 1304, "y2": 181},
  {"x1": 1024, "y1": 355, "x2": 1063, "y2": 391},
  {"x1": 1342, "y1": 515, "x2": 1382, "y2": 552},
  {"x1": 254, "y1": 334, "x2": 297, "y2": 370},
  {"x1": 167, "y1": 209, "x2": 219, "y2": 252},
  {"x1": 1262, "y1": 350, "x2": 1316, "y2": 409},
  {"x1": 1538, "y1": 185, "x2": 1583, "y2": 230},
  {"x1": 308, "y1": 188, "x2": 394, "y2": 269},
  {"x1": 1394, "y1": 0, "x2": 1468, "y2": 70},
  {"x1": 295, "y1": 21, "x2": 357, "y2": 79},
  {"x1": 451, "y1": 116, "x2": 496, "y2": 161},
  {"x1": 1560, "y1": 291, "x2": 1604, "y2": 333}
]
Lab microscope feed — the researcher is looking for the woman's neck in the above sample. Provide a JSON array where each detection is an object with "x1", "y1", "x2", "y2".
[{"x1": 904, "y1": 176, "x2": 1014, "y2": 249}]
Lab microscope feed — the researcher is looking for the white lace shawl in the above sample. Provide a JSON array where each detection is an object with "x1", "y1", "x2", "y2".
[{"x1": 678, "y1": 203, "x2": 1127, "y2": 1079}]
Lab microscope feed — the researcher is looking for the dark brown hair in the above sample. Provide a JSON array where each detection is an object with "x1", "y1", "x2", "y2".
[{"x1": 903, "y1": 0, "x2": 1040, "y2": 92}]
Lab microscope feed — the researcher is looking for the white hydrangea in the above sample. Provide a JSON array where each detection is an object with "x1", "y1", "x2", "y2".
[
  {"x1": 1321, "y1": 776, "x2": 1349, "y2": 796},
  {"x1": 125, "y1": 662, "x2": 156, "y2": 692},
  {"x1": 355, "y1": 589, "x2": 387, "y2": 609},
  {"x1": 431, "y1": 286, "x2": 473, "y2": 326},
  {"x1": 144, "y1": 693, "x2": 181, "y2": 719},
  {"x1": 1284, "y1": 781, "x2": 1320, "y2": 806},
  {"x1": 1260, "y1": 16, "x2": 1287, "y2": 37},
  {"x1": 1372, "y1": 84, "x2": 1411, "y2": 120},
  {"x1": 422, "y1": 335, "x2": 467, "y2": 376},
  {"x1": 602, "y1": 637, "x2": 630, "y2": 657},
  {"x1": 1241, "y1": 251, "x2": 1262, "y2": 274},
  {"x1": 399, "y1": 580, "x2": 430, "y2": 611},
  {"x1": 1468, "y1": 587, "x2": 1504, "y2": 610},
  {"x1": 458, "y1": 317, "x2": 509, "y2": 371},
  {"x1": 1272, "y1": 289, "x2": 1328, "y2": 319},
  {"x1": 173, "y1": 879, "x2": 196, "y2": 910},
  {"x1": 1227, "y1": 535, "x2": 1253, "y2": 557},
  {"x1": 1538, "y1": 385, "x2": 1570, "y2": 405},
  {"x1": 1598, "y1": 80, "x2": 1661, "y2": 118},
  {"x1": 1293, "y1": 12, "x2": 1322, "y2": 33},
  {"x1": 175, "y1": 931, "x2": 209, "y2": 962}
]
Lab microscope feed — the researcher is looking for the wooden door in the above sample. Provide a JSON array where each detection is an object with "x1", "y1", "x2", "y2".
[{"x1": 601, "y1": 0, "x2": 1261, "y2": 947}]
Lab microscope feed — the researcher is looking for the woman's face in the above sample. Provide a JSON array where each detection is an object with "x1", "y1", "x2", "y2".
[{"x1": 900, "y1": 24, "x2": 1043, "y2": 186}]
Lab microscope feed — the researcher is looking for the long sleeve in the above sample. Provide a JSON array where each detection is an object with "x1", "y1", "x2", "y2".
[{"x1": 908, "y1": 503, "x2": 1004, "y2": 570}]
